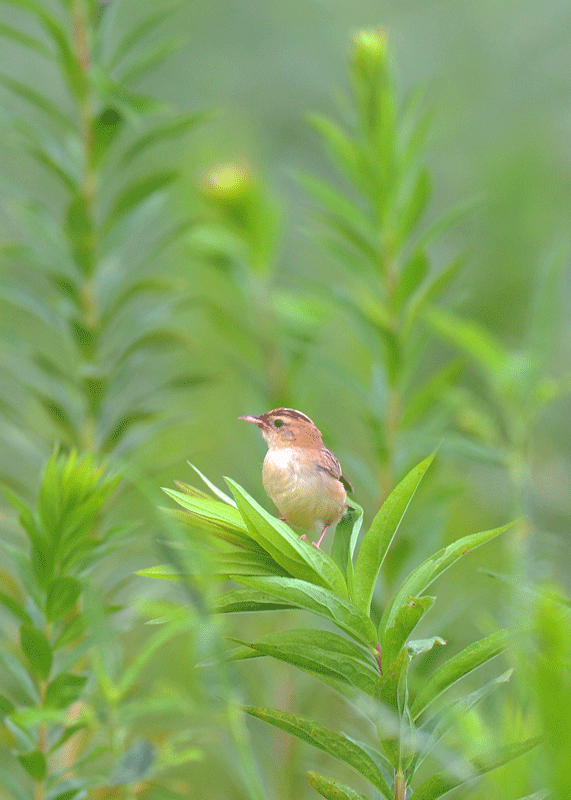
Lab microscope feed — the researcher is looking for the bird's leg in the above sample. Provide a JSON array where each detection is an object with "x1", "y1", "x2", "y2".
[{"x1": 313, "y1": 525, "x2": 330, "y2": 549}]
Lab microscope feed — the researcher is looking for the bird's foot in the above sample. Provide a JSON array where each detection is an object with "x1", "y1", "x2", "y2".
[
  {"x1": 314, "y1": 525, "x2": 330, "y2": 549},
  {"x1": 299, "y1": 533, "x2": 308, "y2": 541}
]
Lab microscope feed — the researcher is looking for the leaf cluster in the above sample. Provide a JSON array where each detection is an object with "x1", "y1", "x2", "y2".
[
  {"x1": 0, "y1": 0, "x2": 205, "y2": 466},
  {"x1": 145, "y1": 457, "x2": 538, "y2": 799},
  {"x1": 0, "y1": 450, "x2": 116, "y2": 797}
]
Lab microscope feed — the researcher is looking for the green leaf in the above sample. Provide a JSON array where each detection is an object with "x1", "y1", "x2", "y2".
[
  {"x1": 226, "y1": 478, "x2": 348, "y2": 597},
  {"x1": 404, "y1": 254, "x2": 465, "y2": 334},
  {"x1": 411, "y1": 628, "x2": 512, "y2": 720},
  {"x1": 244, "y1": 705, "x2": 391, "y2": 796},
  {"x1": 0, "y1": 22, "x2": 52, "y2": 57},
  {"x1": 109, "y1": 7, "x2": 173, "y2": 67},
  {"x1": 92, "y1": 106, "x2": 124, "y2": 165},
  {"x1": 163, "y1": 488, "x2": 256, "y2": 548},
  {"x1": 401, "y1": 359, "x2": 463, "y2": 428},
  {"x1": 0, "y1": 74, "x2": 74, "y2": 130},
  {"x1": 0, "y1": 767, "x2": 30, "y2": 800},
  {"x1": 2, "y1": 486, "x2": 43, "y2": 544},
  {"x1": 532, "y1": 590, "x2": 571, "y2": 800},
  {"x1": 412, "y1": 669, "x2": 513, "y2": 773},
  {"x1": 46, "y1": 576, "x2": 81, "y2": 621},
  {"x1": 0, "y1": 591, "x2": 32, "y2": 625},
  {"x1": 53, "y1": 613, "x2": 85, "y2": 648},
  {"x1": 234, "y1": 629, "x2": 380, "y2": 696},
  {"x1": 377, "y1": 647, "x2": 409, "y2": 710},
  {"x1": 102, "y1": 172, "x2": 178, "y2": 234},
  {"x1": 214, "y1": 586, "x2": 294, "y2": 614},
  {"x1": 20, "y1": 624, "x2": 52, "y2": 680},
  {"x1": 0, "y1": 694, "x2": 15, "y2": 714},
  {"x1": 66, "y1": 194, "x2": 93, "y2": 275},
  {"x1": 120, "y1": 112, "x2": 208, "y2": 165},
  {"x1": 44, "y1": 673, "x2": 87, "y2": 709},
  {"x1": 353, "y1": 455, "x2": 434, "y2": 614},
  {"x1": 381, "y1": 596, "x2": 435, "y2": 667},
  {"x1": 17, "y1": 750, "x2": 46, "y2": 782},
  {"x1": 109, "y1": 739, "x2": 154, "y2": 785},
  {"x1": 406, "y1": 636, "x2": 446, "y2": 657},
  {"x1": 214, "y1": 550, "x2": 289, "y2": 578},
  {"x1": 380, "y1": 524, "x2": 510, "y2": 636},
  {"x1": 412, "y1": 736, "x2": 542, "y2": 800},
  {"x1": 424, "y1": 306, "x2": 508, "y2": 374},
  {"x1": 187, "y1": 462, "x2": 236, "y2": 505},
  {"x1": 118, "y1": 37, "x2": 184, "y2": 85},
  {"x1": 329, "y1": 502, "x2": 364, "y2": 586},
  {"x1": 0, "y1": 651, "x2": 39, "y2": 702},
  {"x1": 392, "y1": 250, "x2": 429, "y2": 313},
  {"x1": 308, "y1": 113, "x2": 368, "y2": 191},
  {"x1": 297, "y1": 171, "x2": 372, "y2": 234},
  {"x1": 307, "y1": 771, "x2": 374, "y2": 800},
  {"x1": 395, "y1": 168, "x2": 431, "y2": 246},
  {"x1": 235, "y1": 576, "x2": 377, "y2": 648}
]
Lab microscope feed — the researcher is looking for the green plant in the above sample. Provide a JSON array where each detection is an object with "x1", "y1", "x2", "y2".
[
  {"x1": 300, "y1": 29, "x2": 470, "y2": 503},
  {"x1": 0, "y1": 0, "x2": 205, "y2": 493},
  {"x1": 189, "y1": 161, "x2": 326, "y2": 409},
  {"x1": 144, "y1": 458, "x2": 541, "y2": 800},
  {"x1": 0, "y1": 449, "x2": 219, "y2": 799}
]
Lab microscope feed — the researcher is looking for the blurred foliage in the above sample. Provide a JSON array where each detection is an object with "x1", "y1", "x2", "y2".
[{"x1": 0, "y1": 1, "x2": 570, "y2": 799}]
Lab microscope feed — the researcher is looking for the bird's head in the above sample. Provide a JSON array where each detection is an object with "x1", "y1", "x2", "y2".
[{"x1": 239, "y1": 408, "x2": 323, "y2": 449}]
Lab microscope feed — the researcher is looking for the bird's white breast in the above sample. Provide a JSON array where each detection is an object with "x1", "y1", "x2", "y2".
[{"x1": 262, "y1": 447, "x2": 346, "y2": 533}]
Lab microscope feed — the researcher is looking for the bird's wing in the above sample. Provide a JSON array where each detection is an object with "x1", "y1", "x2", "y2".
[{"x1": 318, "y1": 447, "x2": 353, "y2": 493}]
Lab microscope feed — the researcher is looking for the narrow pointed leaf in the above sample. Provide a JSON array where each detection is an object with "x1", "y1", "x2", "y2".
[
  {"x1": 308, "y1": 113, "x2": 366, "y2": 189},
  {"x1": 102, "y1": 172, "x2": 177, "y2": 234},
  {"x1": 401, "y1": 360, "x2": 463, "y2": 428},
  {"x1": 395, "y1": 168, "x2": 431, "y2": 246},
  {"x1": 0, "y1": 74, "x2": 74, "y2": 130},
  {"x1": 120, "y1": 112, "x2": 208, "y2": 165},
  {"x1": 163, "y1": 488, "x2": 254, "y2": 541},
  {"x1": 0, "y1": 591, "x2": 32, "y2": 625},
  {"x1": 226, "y1": 478, "x2": 348, "y2": 597},
  {"x1": 0, "y1": 23, "x2": 52, "y2": 57},
  {"x1": 187, "y1": 462, "x2": 236, "y2": 505},
  {"x1": 330, "y1": 502, "x2": 363, "y2": 586},
  {"x1": 424, "y1": 306, "x2": 508, "y2": 374},
  {"x1": 45, "y1": 576, "x2": 81, "y2": 621},
  {"x1": 214, "y1": 586, "x2": 295, "y2": 613},
  {"x1": 380, "y1": 524, "x2": 510, "y2": 636},
  {"x1": 234, "y1": 629, "x2": 380, "y2": 696},
  {"x1": 119, "y1": 37, "x2": 184, "y2": 84},
  {"x1": 353, "y1": 455, "x2": 434, "y2": 614},
  {"x1": 411, "y1": 628, "x2": 512, "y2": 719},
  {"x1": 412, "y1": 669, "x2": 513, "y2": 773},
  {"x1": 20, "y1": 624, "x2": 52, "y2": 680},
  {"x1": 0, "y1": 651, "x2": 39, "y2": 702},
  {"x1": 308, "y1": 770, "x2": 378, "y2": 800},
  {"x1": 381, "y1": 596, "x2": 435, "y2": 666},
  {"x1": 412, "y1": 736, "x2": 542, "y2": 800},
  {"x1": 244, "y1": 705, "x2": 391, "y2": 796},
  {"x1": 109, "y1": 8, "x2": 173, "y2": 67},
  {"x1": 44, "y1": 673, "x2": 87, "y2": 709},
  {"x1": 392, "y1": 250, "x2": 429, "y2": 312},
  {"x1": 235, "y1": 576, "x2": 377, "y2": 648},
  {"x1": 17, "y1": 750, "x2": 46, "y2": 781}
]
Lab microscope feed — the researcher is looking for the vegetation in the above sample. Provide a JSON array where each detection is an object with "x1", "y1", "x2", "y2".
[{"x1": 0, "y1": 2, "x2": 569, "y2": 798}]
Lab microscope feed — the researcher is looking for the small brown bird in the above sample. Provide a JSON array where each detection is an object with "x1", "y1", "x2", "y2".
[{"x1": 239, "y1": 408, "x2": 353, "y2": 548}]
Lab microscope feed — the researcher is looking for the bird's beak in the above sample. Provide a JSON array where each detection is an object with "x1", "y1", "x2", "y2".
[{"x1": 239, "y1": 414, "x2": 263, "y2": 426}]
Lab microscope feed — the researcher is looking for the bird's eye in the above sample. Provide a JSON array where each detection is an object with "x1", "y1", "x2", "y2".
[{"x1": 273, "y1": 419, "x2": 284, "y2": 428}]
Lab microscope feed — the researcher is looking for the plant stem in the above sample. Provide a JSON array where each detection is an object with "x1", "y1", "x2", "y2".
[{"x1": 394, "y1": 767, "x2": 406, "y2": 800}]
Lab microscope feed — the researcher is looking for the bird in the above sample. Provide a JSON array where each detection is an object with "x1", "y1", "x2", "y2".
[{"x1": 239, "y1": 408, "x2": 353, "y2": 548}]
